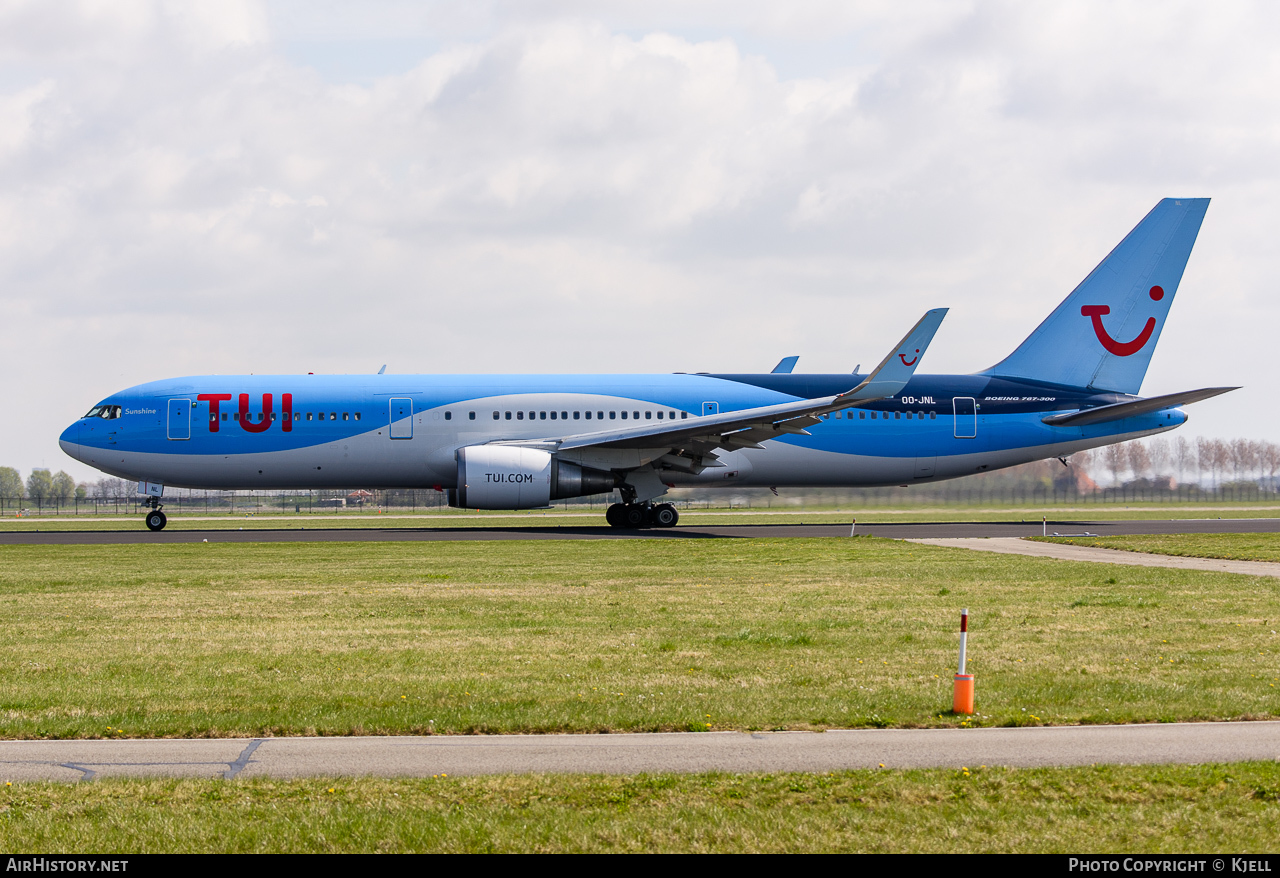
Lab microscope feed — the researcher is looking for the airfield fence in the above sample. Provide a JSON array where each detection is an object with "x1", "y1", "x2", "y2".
[{"x1": 2, "y1": 481, "x2": 1277, "y2": 517}]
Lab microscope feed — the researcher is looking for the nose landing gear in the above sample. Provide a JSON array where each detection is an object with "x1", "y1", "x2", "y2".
[
  {"x1": 605, "y1": 502, "x2": 679, "y2": 529},
  {"x1": 144, "y1": 497, "x2": 167, "y2": 532}
]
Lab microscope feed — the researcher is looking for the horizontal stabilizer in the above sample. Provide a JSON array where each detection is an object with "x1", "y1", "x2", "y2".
[
  {"x1": 771, "y1": 356, "x2": 799, "y2": 374},
  {"x1": 1041, "y1": 387, "x2": 1239, "y2": 427}
]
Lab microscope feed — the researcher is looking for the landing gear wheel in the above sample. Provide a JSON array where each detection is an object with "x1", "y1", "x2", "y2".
[
  {"x1": 605, "y1": 503, "x2": 625, "y2": 528},
  {"x1": 653, "y1": 503, "x2": 679, "y2": 528},
  {"x1": 622, "y1": 504, "x2": 647, "y2": 528},
  {"x1": 146, "y1": 510, "x2": 167, "y2": 532}
]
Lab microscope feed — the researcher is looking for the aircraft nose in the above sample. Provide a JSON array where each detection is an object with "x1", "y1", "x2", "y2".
[{"x1": 59, "y1": 422, "x2": 81, "y2": 461}]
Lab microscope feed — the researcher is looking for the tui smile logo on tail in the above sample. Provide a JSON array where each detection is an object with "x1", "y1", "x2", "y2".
[
  {"x1": 1080, "y1": 286, "x2": 1164, "y2": 357},
  {"x1": 898, "y1": 349, "x2": 920, "y2": 366}
]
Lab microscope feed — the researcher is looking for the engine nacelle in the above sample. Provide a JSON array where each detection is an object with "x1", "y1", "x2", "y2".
[{"x1": 448, "y1": 446, "x2": 618, "y2": 510}]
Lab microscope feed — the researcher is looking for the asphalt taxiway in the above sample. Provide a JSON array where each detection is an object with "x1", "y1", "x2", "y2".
[
  {"x1": 4, "y1": 517, "x2": 1280, "y2": 545},
  {"x1": 2, "y1": 722, "x2": 1277, "y2": 781}
]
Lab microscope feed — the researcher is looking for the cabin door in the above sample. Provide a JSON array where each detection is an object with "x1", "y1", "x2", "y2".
[
  {"x1": 389, "y1": 398, "x2": 413, "y2": 439},
  {"x1": 167, "y1": 398, "x2": 191, "y2": 440},
  {"x1": 952, "y1": 397, "x2": 977, "y2": 438}
]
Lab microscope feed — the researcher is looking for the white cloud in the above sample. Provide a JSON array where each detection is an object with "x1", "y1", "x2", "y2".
[{"x1": 1, "y1": 0, "x2": 1277, "y2": 479}]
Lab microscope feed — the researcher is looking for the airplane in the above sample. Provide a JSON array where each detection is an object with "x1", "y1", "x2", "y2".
[{"x1": 59, "y1": 197, "x2": 1236, "y2": 532}]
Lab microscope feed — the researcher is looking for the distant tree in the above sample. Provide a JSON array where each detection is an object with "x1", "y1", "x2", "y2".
[
  {"x1": 26, "y1": 469, "x2": 53, "y2": 503},
  {"x1": 1263, "y1": 442, "x2": 1280, "y2": 484},
  {"x1": 51, "y1": 471, "x2": 76, "y2": 502},
  {"x1": 1172, "y1": 435, "x2": 1193, "y2": 484},
  {"x1": 1196, "y1": 437, "x2": 1215, "y2": 489},
  {"x1": 1147, "y1": 438, "x2": 1171, "y2": 481},
  {"x1": 1071, "y1": 448, "x2": 1095, "y2": 479},
  {"x1": 1127, "y1": 443, "x2": 1151, "y2": 482},
  {"x1": 1103, "y1": 443, "x2": 1128, "y2": 486},
  {"x1": 75, "y1": 482, "x2": 88, "y2": 500},
  {"x1": 94, "y1": 477, "x2": 131, "y2": 500},
  {"x1": 0, "y1": 467, "x2": 22, "y2": 499}
]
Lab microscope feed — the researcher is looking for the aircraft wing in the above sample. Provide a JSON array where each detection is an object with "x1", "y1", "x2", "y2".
[
  {"x1": 1041, "y1": 386, "x2": 1239, "y2": 427},
  {"x1": 494, "y1": 309, "x2": 947, "y2": 472}
]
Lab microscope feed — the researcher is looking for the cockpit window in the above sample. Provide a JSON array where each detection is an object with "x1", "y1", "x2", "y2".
[{"x1": 83, "y1": 405, "x2": 121, "y2": 420}]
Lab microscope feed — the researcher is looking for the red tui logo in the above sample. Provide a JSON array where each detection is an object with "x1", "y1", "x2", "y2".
[
  {"x1": 1080, "y1": 286, "x2": 1164, "y2": 357},
  {"x1": 198, "y1": 393, "x2": 293, "y2": 432}
]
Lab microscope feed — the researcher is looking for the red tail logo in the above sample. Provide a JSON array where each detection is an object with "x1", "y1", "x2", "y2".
[
  {"x1": 1081, "y1": 286, "x2": 1163, "y2": 357},
  {"x1": 898, "y1": 349, "x2": 920, "y2": 366}
]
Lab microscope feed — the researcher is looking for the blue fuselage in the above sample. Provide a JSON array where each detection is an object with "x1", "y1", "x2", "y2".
[{"x1": 59, "y1": 371, "x2": 1184, "y2": 493}]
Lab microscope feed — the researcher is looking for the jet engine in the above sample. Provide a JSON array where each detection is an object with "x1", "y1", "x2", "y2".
[{"x1": 448, "y1": 446, "x2": 618, "y2": 510}]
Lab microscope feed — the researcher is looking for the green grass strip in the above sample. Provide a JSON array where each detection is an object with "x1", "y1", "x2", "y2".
[
  {"x1": 0, "y1": 538, "x2": 1277, "y2": 737},
  {"x1": 1, "y1": 764, "x2": 1279, "y2": 852}
]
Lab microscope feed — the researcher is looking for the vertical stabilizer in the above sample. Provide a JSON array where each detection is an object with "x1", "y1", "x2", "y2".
[{"x1": 982, "y1": 198, "x2": 1209, "y2": 394}]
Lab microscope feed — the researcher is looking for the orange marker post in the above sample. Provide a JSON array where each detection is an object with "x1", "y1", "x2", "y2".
[{"x1": 953, "y1": 608, "x2": 975, "y2": 715}]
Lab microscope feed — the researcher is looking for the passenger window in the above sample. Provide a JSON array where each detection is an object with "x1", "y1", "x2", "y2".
[
  {"x1": 645, "y1": 411, "x2": 651, "y2": 419},
  {"x1": 517, "y1": 411, "x2": 524, "y2": 420},
  {"x1": 634, "y1": 411, "x2": 640, "y2": 419},
  {"x1": 904, "y1": 412, "x2": 911, "y2": 420},
  {"x1": 223, "y1": 413, "x2": 229, "y2": 421},
  {"x1": 894, "y1": 411, "x2": 901, "y2": 420},
  {"x1": 822, "y1": 413, "x2": 829, "y2": 420},
  {"x1": 930, "y1": 412, "x2": 936, "y2": 419},
  {"x1": 859, "y1": 411, "x2": 865, "y2": 419},
  {"x1": 550, "y1": 411, "x2": 556, "y2": 420},
  {"x1": 869, "y1": 412, "x2": 875, "y2": 419},
  {"x1": 584, "y1": 411, "x2": 590, "y2": 419},
  {"x1": 343, "y1": 413, "x2": 349, "y2": 421},
  {"x1": 493, "y1": 411, "x2": 499, "y2": 420},
  {"x1": 610, "y1": 412, "x2": 616, "y2": 419},
  {"x1": 355, "y1": 413, "x2": 361, "y2": 421},
  {"x1": 621, "y1": 411, "x2": 627, "y2": 419},
  {"x1": 540, "y1": 412, "x2": 547, "y2": 420},
  {"x1": 306, "y1": 413, "x2": 312, "y2": 421},
  {"x1": 669, "y1": 411, "x2": 675, "y2": 419},
  {"x1": 505, "y1": 412, "x2": 511, "y2": 420},
  {"x1": 469, "y1": 412, "x2": 476, "y2": 420},
  {"x1": 561, "y1": 411, "x2": 567, "y2": 419},
  {"x1": 529, "y1": 412, "x2": 535, "y2": 420},
  {"x1": 599, "y1": 411, "x2": 605, "y2": 419},
  {"x1": 573, "y1": 411, "x2": 580, "y2": 419},
  {"x1": 444, "y1": 411, "x2": 451, "y2": 421},
  {"x1": 681, "y1": 412, "x2": 688, "y2": 419},
  {"x1": 657, "y1": 411, "x2": 663, "y2": 419}
]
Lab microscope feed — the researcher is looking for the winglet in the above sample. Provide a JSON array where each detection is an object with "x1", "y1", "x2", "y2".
[
  {"x1": 771, "y1": 356, "x2": 799, "y2": 374},
  {"x1": 841, "y1": 308, "x2": 947, "y2": 402}
]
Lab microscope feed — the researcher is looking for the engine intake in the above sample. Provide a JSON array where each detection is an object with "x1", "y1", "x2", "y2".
[{"x1": 448, "y1": 446, "x2": 618, "y2": 510}]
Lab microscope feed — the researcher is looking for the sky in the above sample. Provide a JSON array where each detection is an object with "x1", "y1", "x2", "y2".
[{"x1": 1, "y1": 0, "x2": 1277, "y2": 483}]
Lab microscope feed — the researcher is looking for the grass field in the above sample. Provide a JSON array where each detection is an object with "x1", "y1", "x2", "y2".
[
  {"x1": 1040, "y1": 533, "x2": 1280, "y2": 563},
  {"x1": 1, "y1": 764, "x2": 1279, "y2": 852},
  {"x1": 0, "y1": 537, "x2": 1277, "y2": 738},
  {"x1": 3, "y1": 501, "x2": 1280, "y2": 531}
]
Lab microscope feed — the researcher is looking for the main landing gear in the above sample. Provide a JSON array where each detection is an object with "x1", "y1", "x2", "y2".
[
  {"x1": 144, "y1": 497, "x2": 167, "y2": 532},
  {"x1": 606, "y1": 502, "x2": 679, "y2": 529}
]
